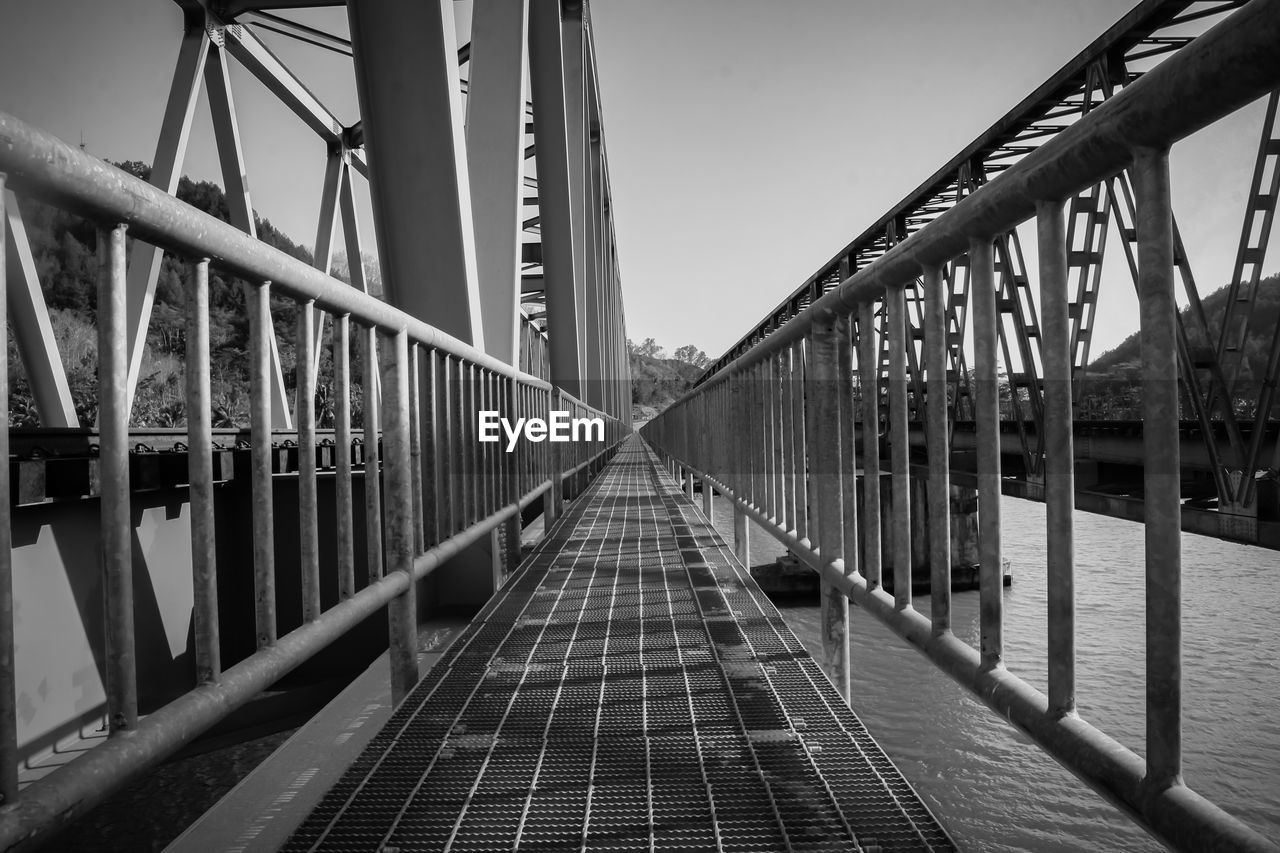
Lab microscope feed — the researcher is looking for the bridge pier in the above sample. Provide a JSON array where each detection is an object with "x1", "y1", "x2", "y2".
[{"x1": 852, "y1": 471, "x2": 984, "y2": 592}]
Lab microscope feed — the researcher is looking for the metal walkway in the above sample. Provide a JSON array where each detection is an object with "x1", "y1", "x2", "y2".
[{"x1": 281, "y1": 436, "x2": 955, "y2": 852}]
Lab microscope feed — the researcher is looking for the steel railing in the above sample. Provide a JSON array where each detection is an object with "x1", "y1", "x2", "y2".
[
  {"x1": 0, "y1": 108, "x2": 625, "y2": 849},
  {"x1": 642, "y1": 1, "x2": 1280, "y2": 851}
]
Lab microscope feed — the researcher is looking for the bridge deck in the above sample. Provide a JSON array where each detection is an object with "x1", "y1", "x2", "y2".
[{"x1": 281, "y1": 437, "x2": 955, "y2": 852}]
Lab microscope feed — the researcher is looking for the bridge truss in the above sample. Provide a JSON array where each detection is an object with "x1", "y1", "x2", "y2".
[{"x1": 696, "y1": 0, "x2": 1280, "y2": 544}]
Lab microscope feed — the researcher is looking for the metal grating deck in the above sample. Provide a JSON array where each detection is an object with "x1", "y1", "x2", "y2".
[{"x1": 282, "y1": 436, "x2": 956, "y2": 852}]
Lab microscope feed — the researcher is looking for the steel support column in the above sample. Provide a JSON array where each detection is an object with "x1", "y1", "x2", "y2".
[
  {"x1": 348, "y1": 0, "x2": 484, "y2": 347},
  {"x1": 468, "y1": 0, "x2": 530, "y2": 365},
  {"x1": 3, "y1": 194, "x2": 77, "y2": 426},
  {"x1": 529, "y1": 0, "x2": 584, "y2": 395}
]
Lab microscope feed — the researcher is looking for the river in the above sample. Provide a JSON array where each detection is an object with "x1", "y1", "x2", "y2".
[{"x1": 708, "y1": 494, "x2": 1280, "y2": 851}]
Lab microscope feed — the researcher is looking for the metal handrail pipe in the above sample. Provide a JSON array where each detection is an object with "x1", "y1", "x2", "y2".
[
  {"x1": 683, "y1": 457, "x2": 1276, "y2": 853},
  {"x1": 0, "y1": 111, "x2": 550, "y2": 391},
  {"x1": 689, "y1": 0, "x2": 1280, "y2": 396},
  {"x1": 0, "y1": 451, "x2": 621, "y2": 851}
]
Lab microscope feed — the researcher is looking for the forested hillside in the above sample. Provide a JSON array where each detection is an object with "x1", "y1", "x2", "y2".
[
  {"x1": 1079, "y1": 273, "x2": 1280, "y2": 418},
  {"x1": 627, "y1": 339, "x2": 707, "y2": 421},
  {"x1": 6, "y1": 161, "x2": 375, "y2": 428}
]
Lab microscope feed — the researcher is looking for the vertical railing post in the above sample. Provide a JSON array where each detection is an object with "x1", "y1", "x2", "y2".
[
  {"x1": 793, "y1": 342, "x2": 810, "y2": 547},
  {"x1": 1039, "y1": 198, "x2": 1077, "y2": 717},
  {"x1": 803, "y1": 340, "x2": 820, "y2": 551},
  {"x1": 772, "y1": 353, "x2": 787, "y2": 529},
  {"x1": 409, "y1": 344, "x2": 424, "y2": 554},
  {"x1": 444, "y1": 355, "x2": 460, "y2": 535},
  {"x1": 423, "y1": 350, "x2": 440, "y2": 549},
  {"x1": 835, "y1": 313, "x2": 858, "y2": 698},
  {"x1": 297, "y1": 300, "x2": 321, "y2": 622},
  {"x1": 363, "y1": 326, "x2": 383, "y2": 582},
  {"x1": 778, "y1": 348, "x2": 788, "y2": 535},
  {"x1": 923, "y1": 264, "x2": 952, "y2": 633},
  {"x1": 0, "y1": 176, "x2": 18, "y2": 802},
  {"x1": 185, "y1": 258, "x2": 220, "y2": 682},
  {"x1": 734, "y1": 505, "x2": 750, "y2": 568},
  {"x1": 547, "y1": 387, "x2": 563, "y2": 523},
  {"x1": 381, "y1": 329, "x2": 418, "y2": 704},
  {"x1": 334, "y1": 315, "x2": 356, "y2": 600},
  {"x1": 971, "y1": 236, "x2": 1004, "y2": 669},
  {"x1": 812, "y1": 320, "x2": 849, "y2": 701},
  {"x1": 887, "y1": 285, "x2": 912, "y2": 609},
  {"x1": 1134, "y1": 146, "x2": 1181, "y2": 790},
  {"x1": 857, "y1": 301, "x2": 883, "y2": 590},
  {"x1": 247, "y1": 279, "x2": 277, "y2": 648},
  {"x1": 100, "y1": 223, "x2": 137, "y2": 732}
]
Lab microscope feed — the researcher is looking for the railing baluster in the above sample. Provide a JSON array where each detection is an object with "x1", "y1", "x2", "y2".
[
  {"x1": 781, "y1": 351, "x2": 795, "y2": 536},
  {"x1": 297, "y1": 299, "x2": 320, "y2": 622},
  {"x1": 1134, "y1": 146, "x2": 1181, "y2": 788},
  {"x1": 770, "y1": 354, "x2": 782, "y2": 523},
  {"x1": 334, "y1": 314, "x2": 356, "y2": 600},
  {"x1": 803, "y1": 338, "x2": 820, "y2": 550},
  {"x1": 461, "y1": 361, "x2": 474, "y2": 524},
  {"x1": 380, "y1": 329, "x2": 418, "y2": 703},
  {"x1": 888, "y1": 284, "x2": 912, "y2": 609},
  {"x1": 247, "y1": 278, "x2": 277, "y2": 647},
  {"x1": 410, "y1": 344, "x2": 424, "y2": 555},
  {"x1": 790, "y1": 343, "x2": 808, "y2": 545},
  {"x1": 363, "y1": 325, "x2": 383, "y2": 582},
  {"x1": 1039, "y1": 198, "x2": 1076, "y2": 716},
  {"x1": 857, "y1": 301, "x2": 882, "y2": 589},
  {"x1": 812, "y1": 319, "x2": 849, "y2": 701},
  {"x1": 835, "y1": 316, "x2": 859, "y2": 590},
  {"x1": 441, "y1": 353, "x2": 457, "y2": 536},
  {"x1": 971, "y1": 236, "x2": 1004, "y2": 668},
  {"x1": 0, "y1": 176, "x2": 18, "y2": 803},
  {"x1": 923, "y1": 264, "x2": 951, "y2": 633},
  {"x1": 423, "y1": 348, "x2": 440, "y2": 548},
  {"x1": 100, "y1": 223, "x2": 137, "y2": 730},
  {"x1": 185, "y1": 258, "x2": 220, "y2": 681},
  {"x1": 747, "y1": 356, "x2": 757, "y2": 504},
  {"x1": 450, "y1": 357, "x2": 465, "y2": 531}
]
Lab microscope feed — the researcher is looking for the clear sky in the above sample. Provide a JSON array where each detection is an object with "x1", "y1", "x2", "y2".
[{"x1": 1, "y1": 1, "x2": 1271, "y2": 363}]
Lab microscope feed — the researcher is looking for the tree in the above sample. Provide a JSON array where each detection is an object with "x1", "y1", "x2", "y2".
[
  {"x1": 673, "y1": 344, "x2": 710, "y2": 369},
  {"x1": 628, "y1": 337, "x2": 663, "y2": 359}
]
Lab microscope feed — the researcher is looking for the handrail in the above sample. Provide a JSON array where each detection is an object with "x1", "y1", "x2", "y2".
[
  {"x1": 0, "y1": 107, "x2": 627, "y2": 849},
  {"x1": 0, "y1": 110, "x2": 546, "y2": 389},
  {"x1": 642, "y1": 1, "x2": 1280, "y2": 851}
]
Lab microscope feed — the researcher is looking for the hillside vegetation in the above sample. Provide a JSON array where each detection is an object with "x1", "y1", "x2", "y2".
[
  {"x1": 7, "y1": 161, "x2": 376, "y2": 428},
  {"x1": 1080, "y1": 272, "x2": 1280, "y2": 419}
]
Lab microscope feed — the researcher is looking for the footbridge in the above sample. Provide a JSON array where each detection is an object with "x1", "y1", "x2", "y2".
[{"x1": 0, "y1": 1, "x2": 1278, "y2": 851}]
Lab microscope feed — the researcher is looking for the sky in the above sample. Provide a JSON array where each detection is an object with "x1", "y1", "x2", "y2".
[{"x1": 0, "y1": 0, "x2": 1272, "y2": 364}]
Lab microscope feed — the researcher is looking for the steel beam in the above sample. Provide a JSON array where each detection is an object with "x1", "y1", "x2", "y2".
[
  {"x1": 3, "y1": 193, "x2": 77, "y2": 427},
  {"x1": 348, "y1": 0, "x2": 484, "y2": 347},
  {"x1": 124, "y1": 14, "x2": 208, "y2": 416},
  {"x1": 529, "y1": 0, "x2": 583, "y2": 395},
  {"x1": 205, "y1": 36, "x2": 292, "y2": 428},
  {"x1": 467, "y1": 0, "x2": 530, "y2": 365}
]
